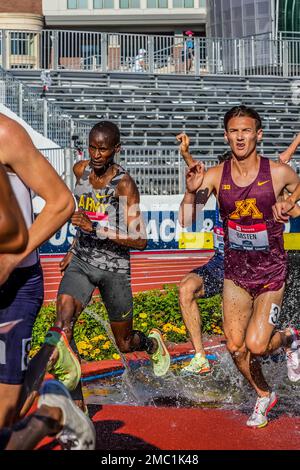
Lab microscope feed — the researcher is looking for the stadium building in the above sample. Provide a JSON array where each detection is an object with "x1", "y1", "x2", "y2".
[{"x1": 206, "y1": 0, "x2": 300, "y2": 39}]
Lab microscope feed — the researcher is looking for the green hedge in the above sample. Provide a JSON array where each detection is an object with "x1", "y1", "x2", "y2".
[{"x1": 31, "y1": 285, "x2": 223, "y2": 362}]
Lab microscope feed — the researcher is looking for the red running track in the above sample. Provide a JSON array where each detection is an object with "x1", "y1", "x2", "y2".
[{"x1": 41, "y1": 251, "x2": 212, "y2": 303}]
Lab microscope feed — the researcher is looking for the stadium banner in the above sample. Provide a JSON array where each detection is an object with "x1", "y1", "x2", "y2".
[{"x1": 33, "y1": 195, "x2": 300, "y2": 256}]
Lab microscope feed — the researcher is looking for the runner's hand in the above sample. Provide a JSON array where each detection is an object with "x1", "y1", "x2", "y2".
[
  {"x1": 186, "y1": 162, "x2": 205, "y2": 194},
  {"x1": 272, "y1": 200, "x2": 295, "y2": 223},
  {"x1": 59, "y1": 251, "x2": 73, "y2": 274},
  {"x1": 279, "y1": 151, "x2": 291, "y2": 164},
  {"x1": 176, "y1": 133, "x2": 196, "y2": 167},
  {"x1": 71, "y1": 210, "x2": 93, "y2": 232}
]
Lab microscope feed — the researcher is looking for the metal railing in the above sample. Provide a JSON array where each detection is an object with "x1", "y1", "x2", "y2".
[
  {"x1": 119, "y1": 151, "x2": 300, "y2": 195},
  {"x1": 41, "y1": 145, "x2": 300, "y2": 195},
  {"x1": 0, "y1": 66, "x2": 90, "y2": 148},
  {"x1": 1, "y1": 29, "x2": 300, "y2": 77}
]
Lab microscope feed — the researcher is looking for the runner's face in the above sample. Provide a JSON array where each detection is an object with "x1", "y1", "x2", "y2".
[
  {"x1": 225, "y1": 117, "x2": 262, "y2": 161},
  {"x1": 88, "y1": 132, "x2": 120, "y2": 170}
]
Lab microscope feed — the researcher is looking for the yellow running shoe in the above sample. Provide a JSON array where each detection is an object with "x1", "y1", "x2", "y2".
[
  {"x1": 181, "y1": 353, "x2": 211, "y2": 376},
  {"x1": 45, "y1": 327, "x2": 81, "y2": 391},
  {"x1": 148, "y1": 328, "x2": 170, "y2": 377}
]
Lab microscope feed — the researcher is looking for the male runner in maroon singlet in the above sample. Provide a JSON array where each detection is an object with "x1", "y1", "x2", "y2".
[{"x1": 183, "y1": 105, "x2": 300, "y2": 428}]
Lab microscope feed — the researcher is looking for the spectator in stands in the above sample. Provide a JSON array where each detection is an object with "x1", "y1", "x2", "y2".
[
  {"x1": 182, "y1": 31, "x2": 194, "y2": 73},
  {"x1": 132, "y1": 49, "x2": 147, "y2": 72},
  {"x1": 40, "y1": 70, "x2": 52, "y2": 99}
]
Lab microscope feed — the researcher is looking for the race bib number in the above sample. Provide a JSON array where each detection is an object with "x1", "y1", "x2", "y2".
[
  {"x1": 228, "y1": 220, "x2": 269, "y2": 251},
  {"x1": 21, "y1": 337, "x2": 32, "y2": 371},
  {"x1": 214, "y1": 226, "x2": 224, "y2": 254},
  {"x1": 268, "y1": 304, "x2": 281, "y2": 326}
]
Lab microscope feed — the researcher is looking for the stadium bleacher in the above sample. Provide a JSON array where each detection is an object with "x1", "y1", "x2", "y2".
[{"x1": 11, "y1": 70, "x2": 300, "y2": 158}]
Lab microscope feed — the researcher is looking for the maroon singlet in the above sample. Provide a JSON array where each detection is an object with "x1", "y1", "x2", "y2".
[{"x1": 218, "y1": 156, "x2": 287, "y2": 297}]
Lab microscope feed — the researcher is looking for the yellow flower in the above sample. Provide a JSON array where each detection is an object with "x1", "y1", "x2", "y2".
[
  {"x1": 91, "y1": 334, "x2": 106, "y2": 342},
  {"x1": 102, "y1": 341, "x2": 111, "y2": 350},
  {"x1": 139, "y1": 313, "x2": 147, "y2": 319},
  {"x1": 77, "y1": 341, "x2": 88, "y2": 350},
  {"x1": 162, "y1": 323, "x2": 172, "y2": 332},
  {"x1": 94, "y1": 348, "x2": 100, "y2": 354},
  {"x1": 113, "y1": 353, "x2": 120, "y2": 360},
  {"x1": 141, "y1": 322, "x2": 148, "y2": 328}
]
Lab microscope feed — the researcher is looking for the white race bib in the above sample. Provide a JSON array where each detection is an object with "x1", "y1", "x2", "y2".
[
  {"x1": 214, "y1": 226, "x2": 224, "y2": 254},
  {"x1": 228, "y1": 220, "x2": 269, "y2": 252}
]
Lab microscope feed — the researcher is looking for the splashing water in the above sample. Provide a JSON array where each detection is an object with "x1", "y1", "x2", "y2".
[{"x1": 83, "y1": 308, "x2": 300, "y2": 416}]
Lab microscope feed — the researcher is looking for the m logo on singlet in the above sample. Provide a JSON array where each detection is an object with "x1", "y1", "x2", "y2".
[{"x1": 230, "y1": 198, "x2": 263, "y2": 220}]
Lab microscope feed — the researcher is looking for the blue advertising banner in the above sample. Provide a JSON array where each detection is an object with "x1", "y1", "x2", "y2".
[{"x1": 36, "y1": 195, "x2": 300, "y2": 255}]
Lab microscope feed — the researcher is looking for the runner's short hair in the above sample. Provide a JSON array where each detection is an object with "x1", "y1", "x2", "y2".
[
  {"x1": 224, "y1": 106, "x2": 262, "y2": 131},
  {"x1": 89, "y1": 121, "x2": 120, "y2": 147}
]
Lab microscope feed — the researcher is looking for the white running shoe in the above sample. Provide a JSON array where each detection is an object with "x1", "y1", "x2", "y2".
[
  {"x1": 181, "y1": 353, "x2": 211, "y2": 376},
  {"x1": 38, "y1": 379, "x2": 96, "y2": 450},
  {"x1": 286, "y1": 328, "x2": 300, "y2": 383},
  {"x1": 246, "y1": 392, "x2": 278, "y2": 428}
]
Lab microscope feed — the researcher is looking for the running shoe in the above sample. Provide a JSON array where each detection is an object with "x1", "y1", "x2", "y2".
[
  {"x1": 148, "y1": 328, "x2": 170, "y2": 377},
  {"x1": 181, "y1": 353, "x2": 211, "y2": 375},
  {"x1": 38, "y1": 380, "x2": 95, "y2": 450},
  {"x1": 286, "y1": 328, "x2": 300, "y2": 382},
  {"x1": 45, "y1": 327, "x2": 81, "y2": 391},
  {"x1": 246, "y1": 392, "x2": 278, "y2": 428}
]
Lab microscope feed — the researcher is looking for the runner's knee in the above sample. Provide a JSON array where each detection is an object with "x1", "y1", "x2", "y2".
[
  {"x1": 179, "y1": 276, "x2": 203, "y2": 302},
  {"x1": 246, "y1": 338, "x2": 267, "y2": 356},
  {"x1": 226, "y1": 339, "x2": 246, "y2": 355},
  {"x1": 114, "y1": 336, "x2": 131, "y2": 353},
  {"x1": 55, "y1": 295, "x2": 82, "y2": 336}
]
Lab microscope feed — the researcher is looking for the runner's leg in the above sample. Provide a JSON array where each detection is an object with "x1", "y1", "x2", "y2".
[{"x1": 179, "y1": 273, "x2": 205, "y2": 355}]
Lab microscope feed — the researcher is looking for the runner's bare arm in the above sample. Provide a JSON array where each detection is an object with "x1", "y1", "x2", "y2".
[
  {"x1": 176, "y1": 133, "x2": 197, "y2": 167},
  {"x1": 271, "y1": 163, "x2": 300, "y2": 222},
  {"x1": 0, "y1": 164, "x2": 28, "y2": 253},
  {"x1": 0, "y1": 115, "x2": 75, "y2": 263},
  {"x1": 73, "y1": 160, "x2": 89, "y2": 182},
  {"x1": 96, "y1": 174, "x2": 147, "y2": 250},
  {"x1": 179, "y1": 165, "x2": 220, "y2": 227},
  {"x1": 279, "y1": 133, "x2": 300, "y2": 164}
]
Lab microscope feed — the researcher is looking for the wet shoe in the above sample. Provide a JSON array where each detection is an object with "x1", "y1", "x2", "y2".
[
  {"x1": 45, "y1": 327, "x2": 81, "y2": 391},
  {"x1": 38, "y1": 379, "x2": 95, "y2": 450},
  {"x1": 286, "y1": 328, "x2": 300, "y2": 383},
  {"x1": 246, "y1": 392, "x2": 278, "y2": 428},
  {"x1": 148, "y1": 328, "x2": 170, "y2": 377},
  {"x1": 181, "y1": 353, "x2": 211, "y2": 375}
]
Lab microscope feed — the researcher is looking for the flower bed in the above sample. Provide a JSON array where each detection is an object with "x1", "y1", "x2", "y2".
[{"x1": 31, "y1": 285, "x2": 222, "y2": 361}]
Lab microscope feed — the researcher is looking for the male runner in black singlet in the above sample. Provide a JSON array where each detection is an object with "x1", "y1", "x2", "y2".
[{"x1": 50, "y1": 122, "x2": 170, "y2": 404}]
